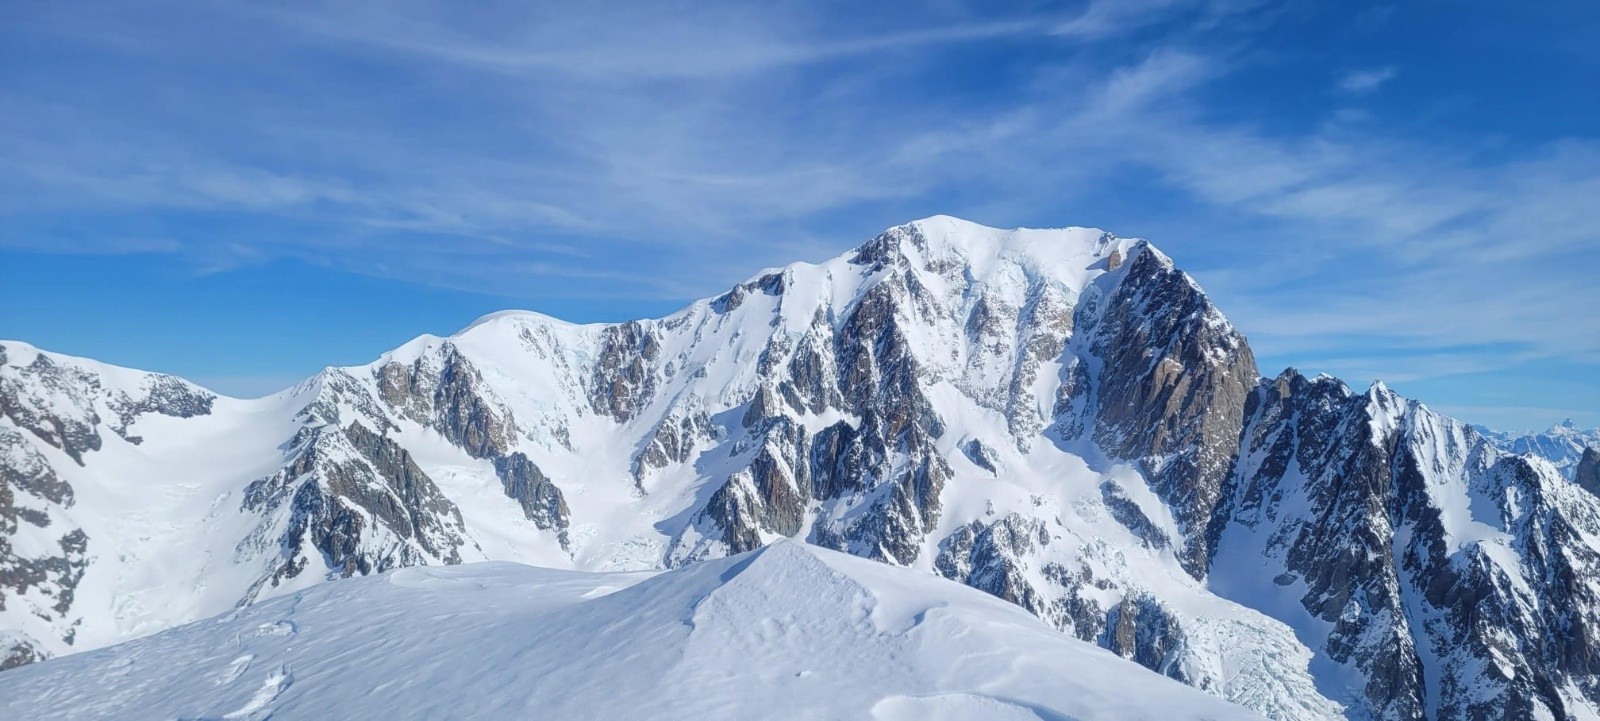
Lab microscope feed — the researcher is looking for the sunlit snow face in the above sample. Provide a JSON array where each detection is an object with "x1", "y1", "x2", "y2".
[{"x1": 0, "y1": 542, "x2": 1265, "y2": 721}]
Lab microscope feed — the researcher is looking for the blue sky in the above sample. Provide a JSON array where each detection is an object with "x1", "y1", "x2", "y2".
[{"x1": 2, "y1": 1, "x2": 1596, "y2": 432}]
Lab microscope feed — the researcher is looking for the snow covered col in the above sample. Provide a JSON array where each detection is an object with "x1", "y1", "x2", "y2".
[{"x1": 4, "y1": 216, "x2": 1598, "y2": 720}]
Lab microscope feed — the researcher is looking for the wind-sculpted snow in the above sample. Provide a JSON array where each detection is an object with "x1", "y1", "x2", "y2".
[
  {"x1": 3, "y1": 216, "x2": 1598, "y2": 720},
  {"x1": 0, "y1": 541, "x2": 1266, "y2": 721}
]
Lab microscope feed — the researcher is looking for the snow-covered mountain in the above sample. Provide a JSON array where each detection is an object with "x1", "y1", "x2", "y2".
[
  {"x1": 0, "y1": 540, "x2": 1266, "y2": 720},
  {"x1": 1478, "y1": 419, "x2": 1600, "y2": 481},
  {"x1": 4, "y1": 216, "x2": 1599, "y2": 720}
]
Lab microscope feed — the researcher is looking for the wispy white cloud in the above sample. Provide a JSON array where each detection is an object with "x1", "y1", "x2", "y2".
[
  {"x1": 1, "y1": 0, "x2": 1596, "y2": 406},
  {"x1": 855, "y1": 46, "x2": 1600, "y2": 384},
  {"x1": 265, "y1": 5, "x2": 1045, "y2": 81},
  {"x1": 1337, "y1": 66, "x2": 1398, "y2": 94}
]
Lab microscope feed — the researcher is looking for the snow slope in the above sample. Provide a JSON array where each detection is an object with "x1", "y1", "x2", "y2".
[{"x1": 0, "y1": 541, "x2": 1264, "y2": 721}]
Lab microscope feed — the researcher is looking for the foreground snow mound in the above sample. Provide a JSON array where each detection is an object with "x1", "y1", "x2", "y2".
[{"x1": 0, "y1": 541, "x2": 1261, "y2": 721}]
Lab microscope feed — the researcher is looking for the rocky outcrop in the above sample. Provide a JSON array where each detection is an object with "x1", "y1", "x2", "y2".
[
  {"x1": 493, "y1": 453, "x2": 569, "y2": 548},
  {"x1": 239, "y1": 421, "x2": 469, "y2": 598},
  {"x1": 105, "y1": 375, "x2": 214, "y2": 443},
  {"x1": 0, "y1": 349, "x2": 214, "y2": 465},
  {"x1": 961, "y1": 438, "x2": 1001, "y2": 475},
  {"x1": 935, "y1": 514, "x2": 1051, "y2": 615},
  {"x1": 376, "y1": 344, "x2": 515, "y2": 458},
  {"x1": 1219, "y1": 371, "x2": 1426, "y2": 720},
  {"x1": 1066, "y1": 243, "x2": 1257, "y2": 578},
  {"x1": 1576, "y1": 447, "x2": 1600, "y2": 497},
  {"x1": 691, "y1": 412, "x2": 811, "y2": 556},
  {"x1": 0, "y1": 516, "x2": 87, "y2": 664},
  {"x1": 0, "y1": 353, "x2": 105, "y2": 465},
  {"x1": 0, "y1": 427, "x2": 72, "y2": 511},
  {"x1": 631, "y1": 409, "x2": 715, "y2": 488},
  {"x1": 588, "y1": 321, "x2": 660, "y2": 421},
  {"x1": 1103, "y1": 592, "x2": 1189, "y2": 683},
  {"x1": 0, "y1": 633, "x2": 43, "y2": 672},
  {"x1": 1, "y1": 347, "x2": 216, "y2": 667}
]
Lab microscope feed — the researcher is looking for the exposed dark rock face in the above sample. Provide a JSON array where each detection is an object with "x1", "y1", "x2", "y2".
[
  {"x1": 1223, "y1": 371, "x2": 1426, "y2": 720},
  {"x1": 1068, "y1": 244, "x2": 1257, "y2": 578},
  {"x1": 1100, "y1": 481, "x2": 1172, "y2": 550},
  {"x1": 1, "y1": 348, "x2": 215, "y2": 668},
  {"x1": 239, "y1": 421, "x2": 469, "y2": 599},
  {"x1": 1576, "y1": 447, "x2": 1600, "y2": 497},
  {"x1": 339, "y1": 422, "x2": 467, "y2": 559},
  {"x1": 1408, "y1": 451, "x2": 1600, "y2": 720},
  {"x1": 688, "y1": 227, "x2": 953, "y2": 566},
  {"x1": 714, "y1": 271, "x2": 787, "y2": 314},
  {"x1": 805, "y1": 412, "x2": 949, "y2": 565},
  {"x1": 782, "y1": 312, "x2": 847, "y2": 416},
  {"x1": 1103, "y1": 592, "x2": 1189, "y2": 684},
  {"x1": 302, "y1": 369, "x2": 395, "y2": 431},
  {"x1": 808, "y1": 253, "x2": 950, "y2": 564},
  {"x1": 106, "y1": 375, "x2": 214, "y2": 443},
  {"x1": 1214, "y1": 369, "x2": 1600, "y2": 720},
  {"x1": 589, "y1": 322, "x2": 660, "y2": 421},
  {"x1": 0, "y1": 353, "x2": 104, "y2": 465},
  {"x1": 0, "y1": 526, "x2": 88, "y2": 647},
  {"x1": 699, "y1": 414, "x2": 812, "y2": 554},
  {"x1": 0, "y1": 427, "x2": 72, "y2": 510},
  {"x1": 376, "y1": 344, "x2": 515, "y2": 458},
  {"x1": 493, "y1": 453, "x2": 570, "y2": 548},
  {"x1": 935, "y1": 514, "x2": 1051, "y2": 614},
  {"x1": 961, "y1": 438, "x2": 1000, "y2": 475},
  {"x1": 631, "y1": 409, "x2": 715, "y2": 488},
  {"x1": 1, "y1": 430, "x2": 71, "y2": 627}
]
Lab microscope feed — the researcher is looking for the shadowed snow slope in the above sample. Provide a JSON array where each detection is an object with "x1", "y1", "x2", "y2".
[{"x1": 0, "y1": 541, "x2": 1261, "y2": 721}]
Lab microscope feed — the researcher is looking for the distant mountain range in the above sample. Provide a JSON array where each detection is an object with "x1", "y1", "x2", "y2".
[
  {"x1": 1477, "y1": 418, "x2": 1600, "y2": 480},
  {"x1": 4, "y1": 216, "x2": 1598, "y2": 720}
]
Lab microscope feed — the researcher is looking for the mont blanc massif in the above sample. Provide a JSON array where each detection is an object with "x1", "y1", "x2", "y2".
[{"x1": 4, "y1": 217, "x2": 1598, "y2": 720}]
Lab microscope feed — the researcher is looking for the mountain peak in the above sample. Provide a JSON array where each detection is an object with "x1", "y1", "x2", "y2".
[
  {"x1": 456, "y1": 309, "x2": 585, "y2": 336},
  {"x1": 837, "y1": 215, "x2": 1136, "y2": 301},
  {"x1": 714, "y1": 539, "x2": 837, "y2": 586},
  {"x1": 899, "y1": 215, "x2": 1120, "y2": 259}
]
